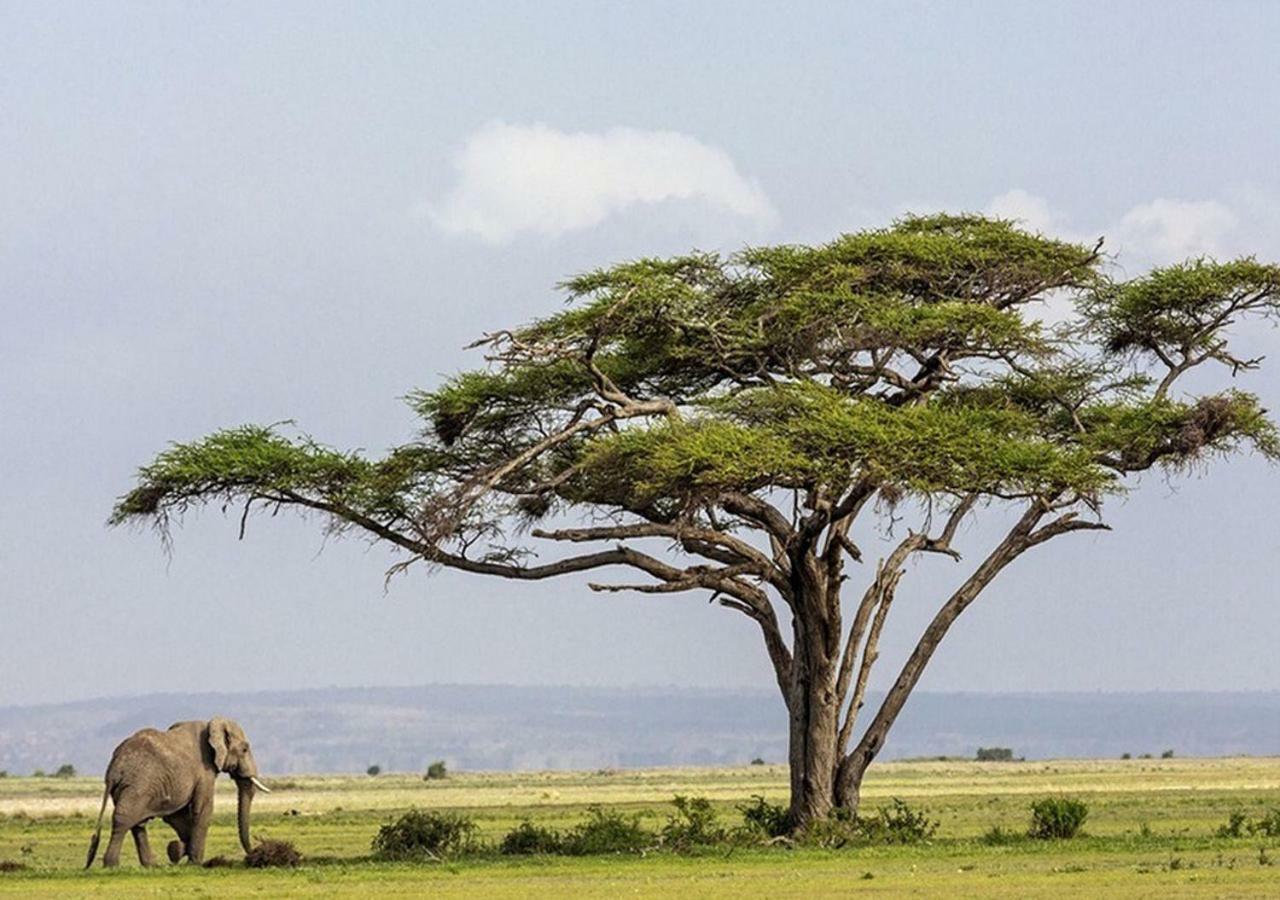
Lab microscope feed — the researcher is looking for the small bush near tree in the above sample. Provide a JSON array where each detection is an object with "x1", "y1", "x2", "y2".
[
  {"x1": 976, "y1": 747, "x2": 1014, "y2": 762},
  {"x1": 1161, "y1": 749, "x2": 1175, "y2": 759},
  {"x1": 1121, "y1": 753, "x2": 1131, "y2": 760},
  {"x1": 371, "y1": 809, "x2": 479, "y2": 860},
  {"x1": 737, "y1": 795, "x2": 789, "y2": 839},
  {"x1": 1029, "y1": 797, "x2": 1089, "y2": 839},
  {"x1": 31, "y1": 770, "x2": 45, "y2": 778},
  {"x1": 660, "y1": 796, "x2": 725, "y2": 851},
  {"x1": 366, "y1": 765, "x2": 381, "y2": 777},
  {"x1": 54, "y1": 764, "x2": 76, "y2": 778},
  {"x1": 860, "y1": 798, "x2": 939, "y2": 844},
  {"x1": 425, "y1": 760, "x2": 447, "y2": 780},
  {"x1": 500, "y1": 820, "x2": 563, "y2": 855},
  {"x1": 560, "y1": 806, "x2": 652, "y2": 856},
  {"x1": 244, "y1": 839, "x2": 302, "y2": 868}
]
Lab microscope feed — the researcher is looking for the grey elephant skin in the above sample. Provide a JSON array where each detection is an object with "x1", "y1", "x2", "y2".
[{"x1": 84, "y1": 717, "x2": 271, "y2": 868}]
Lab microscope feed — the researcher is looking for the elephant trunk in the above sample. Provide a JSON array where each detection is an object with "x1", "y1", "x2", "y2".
[{"x1": 236, "y1": 778, "x2": 255, "y2": 854}]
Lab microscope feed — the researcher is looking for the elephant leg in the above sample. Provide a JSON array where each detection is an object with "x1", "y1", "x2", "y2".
[
  {"x1": 187, "y1": 795, "x2": 213, "y2": 864},
  {"x1": 102, "y1": 819, "x2": 130, "y2": 868},
  {"x1": 132, "y1": 823, "x2": 157, "y2": 867},
  {"x1": 163, "y1": 808, "x2": 193, "y2": 863}
]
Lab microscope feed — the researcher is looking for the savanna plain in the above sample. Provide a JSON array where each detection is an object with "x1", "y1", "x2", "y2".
[{"x1": 3, "y1": 757, "x2": 1280, "y2": 897}]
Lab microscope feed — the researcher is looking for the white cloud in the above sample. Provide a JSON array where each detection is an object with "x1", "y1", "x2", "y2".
[
  {"x1": 426, "y1": 122, "x2": 775, "y2": 242},
  {"x1": 987, "y1": 190, "x2": 1239, "y2": 268},
  {"x1": 1110, "y1": 199, "x2": 1237, "y2": 266},
  {"x1": 985, "y1": 189, "x2": 1058, "y2": 235}
]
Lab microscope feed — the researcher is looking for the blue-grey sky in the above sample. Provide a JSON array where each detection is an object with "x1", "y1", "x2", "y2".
[{"x1": 3, "y1": 0, "x2": 1280, "y2": 706}]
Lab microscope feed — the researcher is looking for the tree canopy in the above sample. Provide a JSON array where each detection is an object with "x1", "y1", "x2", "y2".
[{"x1": 113, "y1": 213, "x2": 1280, "y2": 825}]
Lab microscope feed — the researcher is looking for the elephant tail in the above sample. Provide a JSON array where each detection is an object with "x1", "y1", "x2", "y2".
[{"x1": 84, "y1": 783, "x2": 110, "y2": 869}]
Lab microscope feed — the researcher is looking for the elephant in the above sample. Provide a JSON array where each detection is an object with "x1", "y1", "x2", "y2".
[{"x1": 84, "y1": 717, "x2": 271, "y2": 868}]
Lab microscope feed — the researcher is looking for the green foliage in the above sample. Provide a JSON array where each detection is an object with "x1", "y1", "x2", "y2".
[
  {"x1": 424, "y1": 761, "x2": 447, "y2": 780},
  {"x1": 112, "y1": 216, "x2": 1280, "y2": 552},
  {"x1": 366, "y1": 765, "x2": 381, "y2": 777},
  {"x1": 1086, "y1": 258, "x2": 1280, "y2": 357},
  {"x1": 499, "y1": 820, "x2": 563, "y2": 855},
  {"x1": 371, "y1": 809, "x2": 479, "y2": 860},
  {"x1": 52, "y1": 765, "x2": 75, "y2": 779},
  {"x1": 857, "y1": 798, "x2": 939, "y2": 844},
  {"x1": 1218, "y1": 809, "x2": 1280, "y2": 838},
  {"x1": 975, "y1": 747, "x2": 1014, "y2": 762},
  {"x1": 737, "y1": 795, "x2": 789, "y2": 839},
  {"x1": 559, "y1": 806, "x2": 652, "y2": 856},
  {"x1": 1028, "y1": 797, "x2": 1089, "y2": 839},
  {"x1": 659, "y1": 796, "x2": 725, "y2": 851},
  {"x1": 1216, "y1": 811, "x2": 1249, "y2": 838}
]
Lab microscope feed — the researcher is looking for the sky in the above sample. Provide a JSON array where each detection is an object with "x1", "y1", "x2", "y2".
[{"x1": 3, "y1": 0, "x2": 1280, "y2": 707}]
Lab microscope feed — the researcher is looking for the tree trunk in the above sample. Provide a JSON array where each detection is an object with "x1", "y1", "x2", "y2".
[{"x1": 785, "y1": 620, "x2": 840, "y2": 828}]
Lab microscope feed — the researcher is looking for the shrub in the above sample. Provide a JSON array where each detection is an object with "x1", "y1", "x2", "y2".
[
  {"x1": 371, "y1": 809, "x2": 479, "y2": 860},
  {"x1": 0, "y1": 771, "x2": 7, "y2": 779},
  {"x1": 366, "y1": 765, "x2": 381, "y2": 777},
  {"x1": 1161, "y1": 749, "x2": 1175, "y2": 759},
  {"x1": 54, "y1": 764, "x2": 76, "y2": 778},
  {"x1": 500, "y1": 820, "x2": 563, "y2": 855},
  {"x1": 750, "y1": 757, "x2": 766, "y2": 766},
  {"x1": 0, "y1": 860, "x2": 28, "y2": 873},
  {"x1": 560, "y1": 806, "x2": 652, "y2": 855},
  {"x1": 660, "y1": 795, "x2": 725, "y2": 851},
  {"x1": 1121, "y1": 753, "x2": 1131, "y2": 760},
  {"x1": 31, "y1": 770, "x2": 45, "y2": 778},
  {"x1": 244, "y1": 839, "x2": 302, "y2": 868},
  {"x1": 425, "y1": 760, "x2": 447, "y2": 780},
  {"x1": 1252, "y1": 809, "x2": 1280, "y2": 837},
  {"x1": 1029, "y1": 797, "x2": 1088, "y2": 839},
  {"x1": 1220, "y1": 808, "x2": 1280, "y2": 838},
  {"x1": 737, "y1": 794, "x2": 789, "y2": 839},
  {"x1": 860, "y1": 798, "x2": 938, "y2": 844},
  {"x1": 976, "y1": 747, "x2": 1014, "y2": 762},
  {"x1": 1217, "y1": 811, "x2": 1249, "y2": 838}
]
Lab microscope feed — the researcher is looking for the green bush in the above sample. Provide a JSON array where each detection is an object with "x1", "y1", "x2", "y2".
[
  {"x1": 749, "y1": 757, "x2": 766, "y2": 766},
  {"x1": 660, "y1": 795, "x2": 725, "y2": 851},
  {"x1": 560, "y1": 806, "x2": 652, "y2": 855},
  {"x1": 976, "y1": 747, "x2": 1014, "y2": 762},
  {"x1": 1029, "y1": 796, "x2": 1089, "y2": 839},
  {"x1": 500, "y1": 820, "x2": 563, "y2": 855},
  {"x1": 1161, "y1": 749, "x2": 1175, "y2": 759},
  {"x1": 53, "y1": 764, "x2": 76, "y2": 778},
  {"x1": 1219, "y1": 808, "x2": 1280, "y2": 838},
  {"x1": 737, "y1": 794, "x2": 789, "y2": 839},
  {"x1": 371, "y1": 809, "x2": 479, "y2": 860},
  {"x1": 366, "y1": 765, "x2": 381, "y2": 777},
  {"x1": 860, "y1": 798, "x2": 938, "y2": 844},
  {"x1": 425, "y1": 760, "x2": 447, "y2": 780}
]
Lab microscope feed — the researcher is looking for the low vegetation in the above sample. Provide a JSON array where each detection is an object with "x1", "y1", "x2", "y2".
[
  {"x1": 3, "y1": 758, "x2": 1280, "y2": 896},
  {"x1": 1029, "y1": 796, "x2": 1089, "y2": 839}
]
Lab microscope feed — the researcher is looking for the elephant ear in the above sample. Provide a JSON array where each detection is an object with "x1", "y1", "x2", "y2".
[{"x1": 207, "y1": 717, "x2": 231, "y2": 771}]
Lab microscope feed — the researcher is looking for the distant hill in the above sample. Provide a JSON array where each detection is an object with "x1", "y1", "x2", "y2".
[{"x1": 3, "y1": 685, "x2": 1279, "y2": 776}]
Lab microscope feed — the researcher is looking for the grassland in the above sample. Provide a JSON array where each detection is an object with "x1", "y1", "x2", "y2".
[{"x1": 3, "y1": 757, "x2": 1280, "y2": 896}]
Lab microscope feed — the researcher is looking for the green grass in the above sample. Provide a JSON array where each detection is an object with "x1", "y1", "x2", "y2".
[{"x1": 3, "y1": 757, "x2": 1280, "y2": 896}]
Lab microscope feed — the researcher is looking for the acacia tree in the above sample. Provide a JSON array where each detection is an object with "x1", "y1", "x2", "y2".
[{"x1": 113, "y1": 215, "x2": 1280, "y2": 826}]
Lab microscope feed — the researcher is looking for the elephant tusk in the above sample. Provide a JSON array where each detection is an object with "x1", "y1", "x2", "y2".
[{"x1": 249, "y1": 777, "x2": 272, "y2": 793}]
